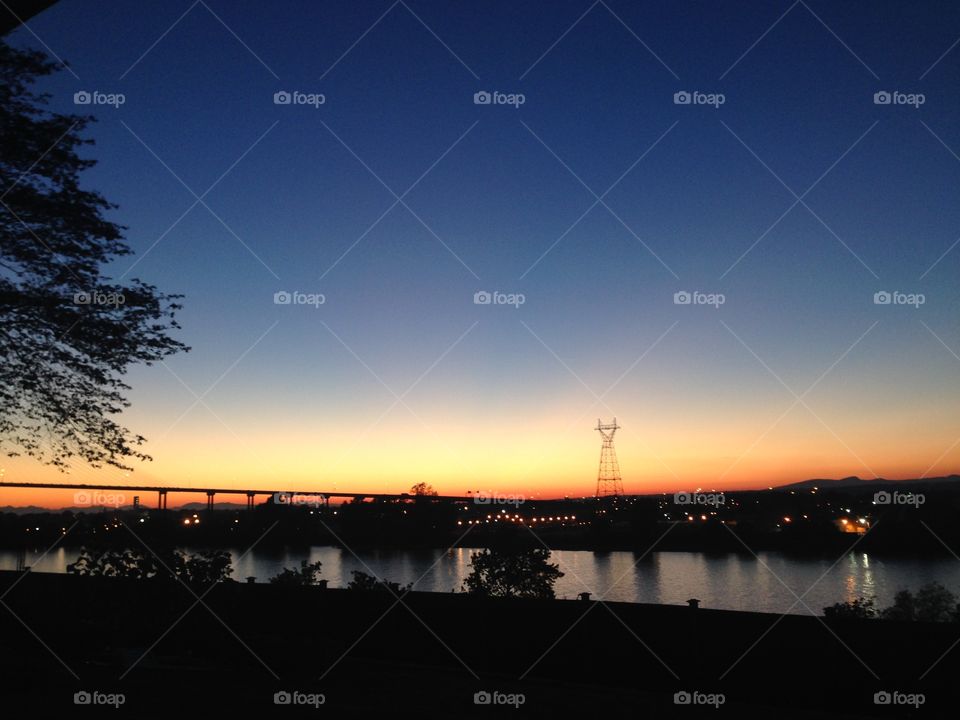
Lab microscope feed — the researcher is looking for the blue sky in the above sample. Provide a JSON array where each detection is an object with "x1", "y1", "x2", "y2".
[{"x1": 6, "y1": 0, "x2": 960, "y2": 497}]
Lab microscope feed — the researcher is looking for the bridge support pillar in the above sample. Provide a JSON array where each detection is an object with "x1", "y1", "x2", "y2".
[
  {"x1": 157, "y1": 490, "x2": 167, "y2": 510},
  {"x1": 246, "y1": 492, "x2": 255, "y2": 510},
  {"x1": 206, "y1": 491, "x2": 215, "y2": 511}
]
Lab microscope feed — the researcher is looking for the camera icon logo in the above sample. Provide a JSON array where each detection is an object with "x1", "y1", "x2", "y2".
[
  {"x1": 874, "y1": 691, "x2": 891, "y2": 705},
  {"x1": 873, "y1": 291, "x2": 891, "y2": 305},
  {"x1": 273, "y1": 91, "x2": 291, "y2": 105},
  {"x1": 73, "y1": 91, "x2": 91, "y2": 105},
  {"x1": 274, "y1": 492, "x2": 292, "y2": 505},
  {"x1": 74, "y1": 491, "x2": 91, "y2": 506},
  {"x1": 673, "y1": 91, "x2": 691, "y2": 105},
  {"x1": 674, "y1": 691, "x2": 692, "y2": 704},
  {"x1": 674, "y1": 290, "x2": 691, "y2": 305},
  {"x1": 474, "y1": 290, "x2": 492, "y2": 305},
  {"x1": 473, "y1": 91, "x2": 491, "y2": 105},
  {"x1": 873, "y1": 491, "x2": 891, "y2": 505},
  {"x1": 873, "y1": 91, "x2": 891, "y2": 105},
  {"x1": 474, "y1": 691, "x2": 492, "y2": 705},
  {"x1": 74, "y1": 691, "x2": 92, "y2": 704},
  {"x1": 274, "y1": 291, "x2": 292, "y2": 305},
  {"x1": 73, "y1": 291, "x2": 91, "y2": 304},
  {"x1": 274, "y1": 690, "x2": 292, "y2": 705}
]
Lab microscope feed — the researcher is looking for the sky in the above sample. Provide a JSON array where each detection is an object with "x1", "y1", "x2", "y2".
[{"x1": 3, "y1": 0, "x2": 960, "y2": 506}]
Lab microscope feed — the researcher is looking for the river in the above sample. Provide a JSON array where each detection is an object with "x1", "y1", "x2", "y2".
[{"x1": 2, "y1": 546, "x2": 958, "y2": 615}]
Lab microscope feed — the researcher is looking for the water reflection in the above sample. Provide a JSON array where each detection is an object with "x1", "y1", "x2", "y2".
[{"x1": 2, "y1": 547, "x2": 959, "y2": 615}]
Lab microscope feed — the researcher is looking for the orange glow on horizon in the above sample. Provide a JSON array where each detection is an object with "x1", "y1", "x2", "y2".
[{"x1": 2, "y1": 391, "x2": 958, "y2": 508}]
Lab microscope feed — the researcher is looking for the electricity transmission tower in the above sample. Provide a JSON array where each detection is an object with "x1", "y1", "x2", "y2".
[{"x1": 595, "y1": 418, "x2": 623, "y2": 497}]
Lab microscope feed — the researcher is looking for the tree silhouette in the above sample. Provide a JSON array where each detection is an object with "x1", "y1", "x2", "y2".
[
  {"x1": 826, "y1": 584, "x2": 960, "y2": 622},
  {"x1": 66, "y1": 547, "x2": 233, "y2": 585},
  {"x1": 347, "y1": 569, "x2": 411, "y2": 593},
  {"x1": 462, "y1": 546, "x2": 563, "y2": 599},
  {"x1": 881, "y1": 583, "x2": 958, "y2": 622},
  {"x1": 269, "y1": 559, "x2": 324, "y2": 586},
  {"x1": 409, "y1": 482, "x2": 438, "y2": 497},
  {"x1": 0, "y1": 41, "x2": 188, "y2": 471},
  {"x1": 823, "y1": 596, "x2": 877, "y2": 619}
]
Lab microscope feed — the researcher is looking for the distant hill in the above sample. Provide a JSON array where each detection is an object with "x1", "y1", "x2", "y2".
[
  {"x1": 0, "y1": 505, "x2": 51, "y2": 515},
  {"x1": 775, "y1": 475, "x2": 960, "y2": 490},
  {"x1": 178, "y1": 502, "x2": 247, "y2": 511}
]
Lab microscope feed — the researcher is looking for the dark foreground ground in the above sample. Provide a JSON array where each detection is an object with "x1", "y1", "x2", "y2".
[{"x1": 0, "y1": 571, "x2": 955, "y2": 718}]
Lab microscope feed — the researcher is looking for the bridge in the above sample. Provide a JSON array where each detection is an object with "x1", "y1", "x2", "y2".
[{"x1": 0, "y1": 482, "x2": 474, "y2": 510}]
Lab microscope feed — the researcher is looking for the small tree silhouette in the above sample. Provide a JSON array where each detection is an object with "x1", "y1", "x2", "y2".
[
  {"x1": 269, "y1": 560, "x2": 324, "y2": 586},
  {"x1": 881, "y1": 582, "x2": 958, "y2": 622},
  {"x1": 347, "y1": 570, "x2": 411, "y2": 594},
  {"x1": 67, "y1": 547, "x2": 233, "y2": 586},
  {"x1": 462, "y1": 547, "x2": 563, "y2": 599},
  {"x1": 409, "y1": 482, "x2": 438, "y2": 497},
  {"x1": 823, "y1": 596, "x2": 877, "y2": 619}
]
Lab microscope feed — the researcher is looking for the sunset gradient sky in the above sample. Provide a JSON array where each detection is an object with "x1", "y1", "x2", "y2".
[{"x1": 3, "y1": 1, "x2": 960, "y2": 507}]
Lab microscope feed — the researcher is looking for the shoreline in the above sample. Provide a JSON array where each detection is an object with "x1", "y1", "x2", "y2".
[{"x1": 1, "y1": 569, "x2": 955, "y2": 717}]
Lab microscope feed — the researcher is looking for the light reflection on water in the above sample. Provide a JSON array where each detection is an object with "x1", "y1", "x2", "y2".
[{"x1": 2, "y1": 547, "x2": 958, "y2": 615}]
